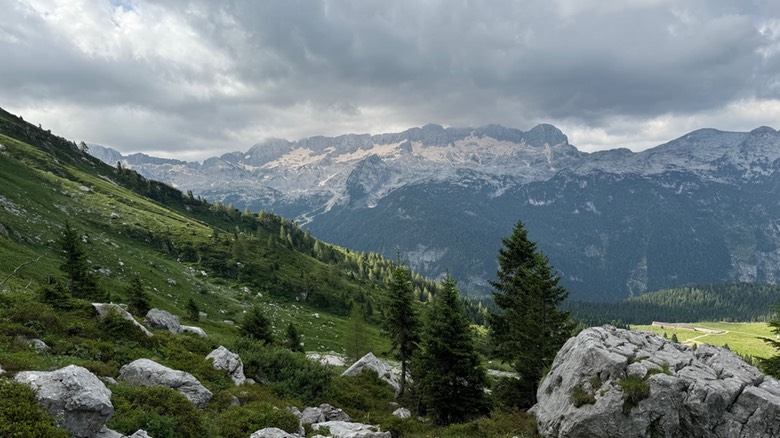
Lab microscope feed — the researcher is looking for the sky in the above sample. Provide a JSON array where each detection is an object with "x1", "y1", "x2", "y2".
[{"x1": 1, "y1": 0, "x2": 780, "y2": 161}]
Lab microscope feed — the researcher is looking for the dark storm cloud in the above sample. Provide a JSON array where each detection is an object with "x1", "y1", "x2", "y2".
[{"x1": 1, "y1": 0, "x2": 779, "y2": 157}]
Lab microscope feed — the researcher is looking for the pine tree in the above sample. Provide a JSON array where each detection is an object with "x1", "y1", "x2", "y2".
[
  {"x1": 240, "y1": 306, "x2": 274, "y2": 344},
  {"x1": 382, "y1": 263, "x2": 420, "y2": 398},
  {"x1": 489, "y1": 220, "x2": 573, "y2": 407},
  {"x1": 285, "y1": 322, "x2": 304, "y2": 353},
  {"x1": 126, "y1": 276, "x2": 151, "y2": 316},
  {"x1": 59, "y1": 221, "x2": 101, "y2": 300},
  {"x1": 417, "y1": 275, "x2": 488, "y2": 425},
  {"x1": 187, "y1": 298, "x2": 200, "y2": 322}
]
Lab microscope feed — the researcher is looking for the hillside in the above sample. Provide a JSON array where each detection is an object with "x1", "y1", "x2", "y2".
[{"x1": 91, "y1": 124, "x2": 780, "y2": 300}]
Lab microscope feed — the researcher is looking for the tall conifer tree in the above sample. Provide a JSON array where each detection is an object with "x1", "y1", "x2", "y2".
[{"x1": 383, "y1": 263, "x2": 419, "y2": 398}]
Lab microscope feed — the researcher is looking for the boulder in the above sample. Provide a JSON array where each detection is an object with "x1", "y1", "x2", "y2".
[
  {"x1": 206, "y1": 346, "x2": 246, "y2": 385},
  {"x1": 92, "y1": 303, "x2": 153, "y2": 337},
  {"x1": 392, "y1": 407, "x2": 411, "y2": 419},
  {"x1": 298, "y1": 403, "x2": 351, "y2": 425},
  {"x1": 15, "y1": 365, "x2": 114, "y2": 437},
  {"x1": 341, "y1": 352, "x2": 400, "y2": 394},
  {"x1": 29, "y1": 338, "x2": 51, "y2": 352},
  {"x1": 118, "y1": 358, "x2": 213, "y2": 408},
  {"x1": 307, "y1": 352, "x2": 346, "y2": 367},
  {"x1": 249, "y1": 427, "x2": 298, "y2": 438},
  {"x1": 97, "y1": 426, "x2": 124, "y2": 438},
  {"x1": 129, "y1": 430, "x2": 153, "y2": 438},
  {"x1": 145, "y1": 308, "x2": 182, "y2": 334},
  {"x1": 312, "y1": 421, "x2": 391, "y2": 438},
  {"x1": 181, "y1": 325, "x2": 207, "y2": 337},
  {"x1": 532, "y1": 325, "x2": 780, "y2": 438}
]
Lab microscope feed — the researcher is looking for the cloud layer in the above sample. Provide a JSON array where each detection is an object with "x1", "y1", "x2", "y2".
[{"x1": 2, "y1": 0, "x2": 779, "y2": 159}]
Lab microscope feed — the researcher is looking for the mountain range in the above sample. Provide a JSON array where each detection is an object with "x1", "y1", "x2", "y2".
[{"x1": 89, "y1": 124, "x2": 780, "y2": 300}]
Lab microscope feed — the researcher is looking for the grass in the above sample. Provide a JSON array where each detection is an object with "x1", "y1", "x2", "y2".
[{"x1": 631, "y1": 322, "x2": 776, "y2": 359}]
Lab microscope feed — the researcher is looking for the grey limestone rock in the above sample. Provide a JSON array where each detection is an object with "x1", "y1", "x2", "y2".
[
  {"x1": 144, "y1": 308, "x2": 182, "y2": 334},
  {"x1": 298, "y1": 403, "x2": 351, "y2": 425},
  {"x1": 181, "y1": 325, "x2": 207, "y2": 337},
  {"x1": 341, "y1": 352, "x2": 400, "y2": 395},
  {"x1": 312, "y1": 421, "x2": 391, "y2": 438},
  {"x1": 392, "y1": 407, "x2": 411, "y2": 419},
  {"x1": 92, "y1": 303, "x2": 153, "y2": 337},
  {"x1": 118, "y1": 358, "x2": 213, "y2": 408},
  {"x1": 15, "y1": 365, "x2": 114, "y2": 438},
  {"x1": 249, "y1": 427, "x2": 298, "y2": 438},
  {"x1": 205, "y1": 346, "x2": 246, "y2": 385},
  {"x1": 532, "y1": 325, "x2": 780, "y2": 438}
]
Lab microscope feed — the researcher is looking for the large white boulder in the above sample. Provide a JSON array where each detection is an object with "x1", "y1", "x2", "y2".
[
  {"x1": 15, "y1": 365, "x2": 114, "y2": 438},
  {"x1": 341, "y1": 352, "x2": 400, "y2": 394},
  {"x1": 532, "y1": 325, "x2": 780, "y2": 438},
  {"x1": 206, "y1": 346, "x2": 246, "y2": 385},
  {"x1": 118, "y1": 358, "x2": 213, "y2": 408}
]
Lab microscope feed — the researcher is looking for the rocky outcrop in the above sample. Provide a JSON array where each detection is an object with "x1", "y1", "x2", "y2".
[
  {"x1": 311, "y1": 421, "x2": 391, "y2": 438},
  {"x1": 341, "y1": 352, "x2": 400, "y2": 394},
  {"x1": 532, "y1": 325, "x2": 780, "y2": 438},
  {"x1": 145, "y1": 309, "x2": 182, "y2": 334},
  {"x1": 92, "y1": 303, "x2": 153, "y2": 337},
  {"x1": 15, "y1": 365, "x2": 114, "y2": 437},
  {"x1": 118, "y1": 358, "x2": 213, "y2": 408},
  {"x1": 206, "y1": 346, "x2": 246, "y2": 385},
  {"x1": 249, "y1": 427, "x2": 298, "y2": 438},
  {"x1": 293, "y1": 403, "x2": 351, "y2": 425}
]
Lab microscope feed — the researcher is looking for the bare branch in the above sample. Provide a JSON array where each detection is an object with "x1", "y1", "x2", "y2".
[{"x1": 0, "y1": 255, "x2": 43, "y2": 288}]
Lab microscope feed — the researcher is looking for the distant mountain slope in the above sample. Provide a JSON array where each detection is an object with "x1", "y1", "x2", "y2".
[{"x1": 90, "y1": 124, "x2": 780, "y2": 300}]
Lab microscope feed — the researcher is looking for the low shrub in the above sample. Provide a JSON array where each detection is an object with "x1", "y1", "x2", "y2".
[
  {"x1": 107, "y1": 384, "x2": 207, "y2": 438},
  {"x1": 0, "y1": 379, "x2": 69, "y2": 437},
  {"x1": 211, "y1": 402, "x2": 300, "y2": 438}
]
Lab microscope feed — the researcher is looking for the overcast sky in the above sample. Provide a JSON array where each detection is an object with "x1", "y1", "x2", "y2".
[{"x1": 2, "y1": 0, "x2": 779, "y2": 161}]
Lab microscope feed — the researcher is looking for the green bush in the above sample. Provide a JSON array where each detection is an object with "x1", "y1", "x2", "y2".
[
  {"x1": 212, "y1": 402, "x2": 300, "y2": 438},
  {"x1": 233, "y1": 339, "x2": 332, "y2": 405},
  {"x1": 618, "y1": 376, "x2": 650, "y2": 414},
  {"x1": 107, "y1": 384, "x2": 207, "y2": 438},
  {"x1": 330, "y1": 370, "x2": 394, "y2": 415},
  {"x1": 0, "y1": 380, "x2": 69, "y2": 437}
]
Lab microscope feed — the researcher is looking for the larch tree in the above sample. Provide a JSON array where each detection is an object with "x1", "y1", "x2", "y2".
[
  {"x1": 382, "y1": 263, "x2": 420, "y2": 398},
  {"x1": 417, "y1": 275, "x2": 488, "y2": 425},
  {"x1": 489, "y1": 220, "x2": 573, "y2": 407}
]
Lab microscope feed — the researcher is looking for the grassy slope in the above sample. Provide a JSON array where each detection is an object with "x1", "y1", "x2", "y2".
[{"x1": 632, "y1": 322, "x2": 775, "y2": 359}]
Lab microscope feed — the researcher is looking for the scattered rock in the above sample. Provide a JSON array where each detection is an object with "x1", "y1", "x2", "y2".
[
  {"x1": 166, "y1": 278, "x2": 177, "y2": 286},
  {"x1": 312, "y1": 421, "x2": 391, "y2": 438},
  {"x1": 100, "y1": 376, "x2": 118, "y2": 386},
  {"x1": 97, "y1": 426, "x2": 124, "y2": 438},
  {"x1": 22, "y1": 337, "x2": 51, "y2": 352},
  {"x1": 198, "y1": 311, "x2": 208, "y2": 319},
  {"x1": 118, "y1": 358, "x2": 213, "y2": 408},
  {"x1": 228, "y1": 394, "x2": 241, "y2": 407},
  {"x1": 249, "y1": 427, "x2": 298, "y2": 438},
  {"x1": 145, "y1": 308, "x2": 182, "y2": 334},
  {"x1": 110, "y1": 212, "x2": 120, "y2": 219},
  {"x1": 92, "y1": 303, "x2": 153, "y2": 337},
  {"x1": 307, "y1": 352, "x2": 346, "y2": 367},
  {"x1": 206, "y1": 346, "x2": 246, "y2": 385},
  {"x1": 298, "y1": 403, "x2": 351, "y2": 425},
  {"x1": 0, "y1": 364, "x2": 4, "y2": 376},
  {"x1": 181, "y1": 325, "x2": 207, "y2": 337},
  {"x1": 392, "y1": 407, "x2": 411, "y2": 419},
  {"x1": 15, "y1": 365, "x2": 114, "y2": 438},
  {"x1": 532, "y1": 325, "x2": 780, "y2": 438},
  {"x1": 341, "y1": 352, "x2": 400, "y2": 394},
  {"x1": 128, "y1": 430, "x2": 153, "y2": 438}
]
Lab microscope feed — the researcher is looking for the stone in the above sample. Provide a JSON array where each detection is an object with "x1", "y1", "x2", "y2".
[
  {"x1": 96, "y1": 426, "x2": 124, "y2": 438},
  {"x1": 118, "y1": 358, "x2": 213, "y2": 408},
  {"x1": 312, "y1": 421, "x2": 391, "y2": 438},
  {"x1": 29, "y1": 338, "x2": 51, "y2": 352},
  {"x1": 15, "y1": 365, "x2": 114, "y2": 438},
  {"x1": 181, "y1": 325, "x2": 207, "y2": 337},
  {"x1": 145, "y1": 308, "x2": 182, "y2": 334},
  {"x1": 206, "y1": 346, "x2": 246, "y2": 385},
  {"x1": 341, "y1": 352, "x2": 400, "y2": 394},
  {"x1": 0, "y1": 364, "x2": 4, "y2": 376},
  {"x1": 532, "y1": 325, "x2": 780, "y2": 438},
  {"x1": 100, "y1": 376, "x2": 118, "y2": 386},
  {"x1": 92, "y1": 303, "x2": 153, "y2": 337},
  {"x1": 298, "y1": 403, "x2": 351, "y2": 425},
  {"x1": 129, "y1": 430, "x2": 153, "y2": 438},
  {"x1": 307, "y1": 352, "x2": 346, "y2": 367},
  {"x1": 249, "y1": 427, "x2": 298, "y2": 438},
  {"x1": 392, "y1": 407, "x2": 411, "y2": 419}
]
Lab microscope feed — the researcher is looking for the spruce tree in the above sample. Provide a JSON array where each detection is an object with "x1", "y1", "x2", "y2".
[
  {"x1": 285, "y1": 322, "x2": 304, "y2": 353},
  {"x1": 240, "y1": 306, "x2": 274, "y2": 344},
  {"x1": 126, "y1": 276, "x2": 151, "y2": 316},
  {"x1": 59, "y1": 221, "x2": 101, "y2": 300},
  {"x1": 187, "y1": 298, "x2": 200, "y2": 322},
  {"x1": 417, "y1": 275, "x2": 488, "y2": 424},
  {"x1": 382, "y1": 263, "x2": 420, "y2": 398},
  {"x1": 489, "y1": 220, "x2": 573, "y2": 407}
]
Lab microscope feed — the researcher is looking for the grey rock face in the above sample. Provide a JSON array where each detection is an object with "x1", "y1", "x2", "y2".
[
  {"x1": 312, "y1": 421, "x2": 391, "y2": 438},
  {"x1": 249, "y1": 427, "x2": 298, "y2": 438},
  {"x1": 341, "y1": 352, "x2": 400, "y2": 394},
  {"x1": 532, "y1": 325, "x2": 780, "y2": 438},
  {"x1": 144, "y1": 308, "x2": 182, "y2": 334},
  {"x1": 15, "y1": 365, "x2": 114, "y2": 438},
  {"x1": 118, "y1": 358, "x2": 213, "y2": 408},
  {"x1": 297, "y1": 403, "x2": 351, "y2": 425},
  {"x1": 205, "y1": 346, "x2": 246, "y2": 385},
  {"x1": 92, "y1": 303, "x2": 153, "y2": 337}
]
